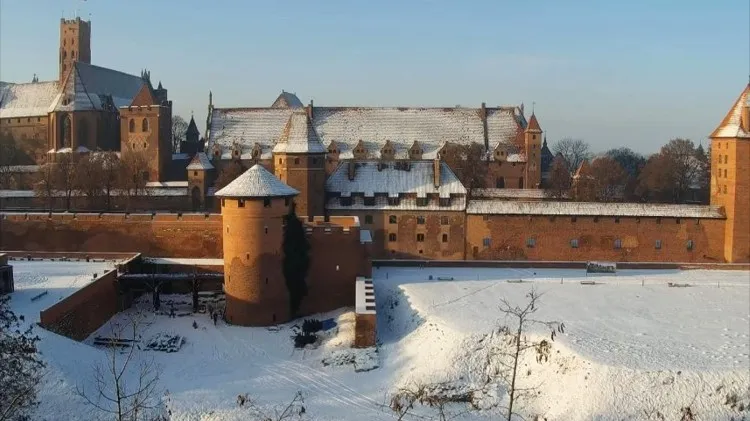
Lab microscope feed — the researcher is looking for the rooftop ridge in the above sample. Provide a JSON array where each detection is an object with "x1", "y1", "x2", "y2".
[{"x1": 214, "y1": 164, "x2": 299, "y2": 198}]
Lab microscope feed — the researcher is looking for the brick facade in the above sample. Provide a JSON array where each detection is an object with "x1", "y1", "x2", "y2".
[{"x1": 274, "y1": 153, "x2": 326, "y2": 217}]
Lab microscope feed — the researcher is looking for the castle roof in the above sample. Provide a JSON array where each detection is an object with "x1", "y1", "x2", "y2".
[
  {"x1": 271, "y1": 91, "x2": 304, "y2": 108},
  {"x1": 272, "y1": 110, "x2": 327, "y2": 154},
  {"x1": 186, "y1": 152, "x2": 214, "y2": 171},
  {"x1": 0, "y1": 80, "x2": 59, "y2": 118},
  {"x1": 214, "y1": 164, "x2": 299, "y2": 198},
  {"x1": 711, "y1": 83, "x2": 750, "y2": 138},
  {"x1": 326, "y1": 160, "x2": 466, "y2": 199},
  {"x1": 526, "y1": 113, "x2": 542, "y2": 132},
  {"x1": 207, "y1": 101, "x2": 524, "y2": 160},
  {"x1": 186, "y1": 116, "x2": 200, "y2": 138},
  {"x1": 467, "y1": 201, "x2": 724, "y2": 219},
  {"x1": 50, "y1": 62, "x2": 146, "y2": 112}
]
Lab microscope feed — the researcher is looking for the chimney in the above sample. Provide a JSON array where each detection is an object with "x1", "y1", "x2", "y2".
[
  {"x1": 433, "y1": 158, "x2": 441, "y2": 188},
  {"x1": 479, "y1": 102, "x2": 486, "y2": 120},
  {"x1": 742, "y1": 105, "x2": 750, "y2": 133},
  {"x1": 348, "y1": 161, "x2": 356, "y2": 181},
  {"x1": 307, "y1": 99, "x2": 314, "y2": 120},
  {"x1": 480, "y1": 102, "x2": 489, "y2": 150}
]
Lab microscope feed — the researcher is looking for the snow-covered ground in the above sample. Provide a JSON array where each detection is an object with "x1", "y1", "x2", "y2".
[{"x1": 7, "y1": 263, "x2": 750, "y2": 420}]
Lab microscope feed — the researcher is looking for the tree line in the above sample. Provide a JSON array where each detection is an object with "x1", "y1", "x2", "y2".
[{"x1": 547, "y1": 137, "x2": 710, "y2": 204}]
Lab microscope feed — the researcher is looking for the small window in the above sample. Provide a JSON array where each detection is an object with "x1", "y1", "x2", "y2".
[
  {"x1": 264, "y1": 226, "x2": 268, "y2": 234},
  {"x1": 440, "y1": 216, "x2": 449, "y2": 225},
  {"x1": 614, "y1": 217, "x2": 620, "y2": 223},
  {"x1": 526, "y1": 238, "x2": 536, "y2": 248},
  {"x1": 246, "y1": 253, "x2": 250, "y2": 260},
  {"x1": 416, "y1": 233, "x2": 425, "y2": 242},
  {"x1": 417, "y1": 216, "x2": 425, "y2": 224},
  {"x1": 279, "y1": 158, "x2": 282, "y2": 164},
  {"x1": 389, "y1": 215, "x2": 397, "y2": 224},
  {"x1": 655, "y1": 240, "x2": 662, "y2": 250},
  {"x1": 284, "y1": 197, "x2": 290, "y2": 206},
  {"x1": 238, "y1": 199, "x2": 245, "y2": 208},
  {"x1": 141, "y1": 118, "x2": 149, "y2": 132},
  {"x1": 340, "y1": 197, "x2": 352, "y2": 206},
  {"x1": 614, "y1": 239, "x2": 622, "y2": 249},
  {"x1": 571, "y1": 216, "x2": 577, "y2": 223},
  {"x1": 416, "y1": 197, "x2": 428, "y2": 207},
  {"x1": 294, "y1": 158, "x2": 300, "y2": 165},
  {"x1": 221, "y1": 199, "x2": 225, "y2": 207},
  {"x1": 676, "y1": 218, "x2": 681, "y2": 225},
  {"x1": 482, "y1": 215, "x2": 490, "y2": 221},
  {"x1": 723, "y1": 169, "x2": 727, "y2": 178},
  {"x1": 265, "y1": 278, "x2": 268, "y2": 284},
  {"x1": 442, "y1": 234, "x2": 448, "y2": 243},
  {"x1": 723, "y1": 185, "x2": 727, "y2": 194},
  {"x1": 364, "y1": 215, "x2": 373, "y2": 224},
  {"x1": 263, "y1": 197, "x2": 271, "y2": 208},
  {"x1": 193, "y1": 171, "x2": 198, "y2": 176},
  {"x1": 128, "y1": 119, "x2": 135, "y2": 133},
  {"x1": 363, "y1": 197, "x2": 375, "y2": 206},
  {"x1": 482, "y1": 237, "x2": 491, "y2": 247},
  {"x1": 143, "y1": 142, "x2": 147, "y2": 149},
  {"x1": 656, "y1": 217, "x2": 662, "y2": 224},
  {"x1": 27, "y1": 118, "x2": 30, "y2": 123},
  {"x1": 570, "y1": 239, "x2": 579, "y2": 248},
  {"x1": 686, "y1": 240, "x2": 694, "y2": 251},
  {"x1": 388, "y1": 233, "x2": 397, "y2": 242},
  {"x1": 593, "y1": 216, "x2": 599, "y2": 223}
]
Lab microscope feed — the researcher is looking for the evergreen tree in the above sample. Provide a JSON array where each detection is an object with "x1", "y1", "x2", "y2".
[{"x1": 282, "y1": 202, "x2": 310, "y2": 317}]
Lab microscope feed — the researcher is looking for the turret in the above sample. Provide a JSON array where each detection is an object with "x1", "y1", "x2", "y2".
[
  {"x1": 524, "y1": 112, "x2": 543, "y2": 189},
  {"x1": 186, "y1": 152, "x2": 214, "y2": 210},
  {"x1": 272, "y1": 110, "x2": 327, "y2": 217},
  {"x1": 215, "y1": 164, "x2": 300, "y2": 326}
]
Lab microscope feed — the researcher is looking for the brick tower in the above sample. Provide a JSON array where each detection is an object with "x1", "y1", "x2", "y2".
[
  {"x1": 216, "y1": 164, "x2": 300, "y2": 326},
  {"x1": 272, "y1": 108, "x2": 326, "y2": 217},
  {"x1": 187, "y1": 152, "x2": 214, "y2": 210},
  {"x1": 524, "y1": 113, "x2": 543, "y2": 189},
  {"x1": 59, "y1": 17, "x2": 91, "y2": 82},
  {"x1": 709, "y1": 83, "x2": 750, "y2": 263}
]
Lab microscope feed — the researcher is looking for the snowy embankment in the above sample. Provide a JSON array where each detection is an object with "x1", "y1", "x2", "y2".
[
  {"x1": 376, "y1": 267, "x2": 750, "y2": 420},
  {"x1": 8, "y1": 261, "x2": 750, "y2": 420}
]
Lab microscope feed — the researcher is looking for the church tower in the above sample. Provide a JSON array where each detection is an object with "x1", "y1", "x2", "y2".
[
  {"x1": 272, "y1": 107, "x2": 327, "y2": 217},
  {"x1": 709, "y1": 83, "x2": 750, "y2": 263},
  {"x1": 524, "y1": 113, "x2": 543, "y2": 189},
  {"x1": 59, "y1": 17, "x2": 91, "y2": 82},
  {"x1": 215, "y1": 165, "x2": 299, "y2": 326}
]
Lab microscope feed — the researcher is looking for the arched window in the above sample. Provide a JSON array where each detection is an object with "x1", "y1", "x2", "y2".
[
  {"x1": 518, "y1": 177, "x2": 524, "y2": 188},
  {"x1": 61, "y1": 114, "x2": 72, "y2": 148},
  {"x1": 72, "y1": 51, "x2": 76, "y2": 59},
  {"x1": 128, "y1": 119, "x2": 135, "y2": 133},
  {"x1": 77, "y1": 118, "x2": 88, "y2": 148},
  {"x1": 62, "y1": 50, "x2": 67, "y2": 59},
  {"x1": 141, "y1": 118, "x2": 149, "y2": 132}
]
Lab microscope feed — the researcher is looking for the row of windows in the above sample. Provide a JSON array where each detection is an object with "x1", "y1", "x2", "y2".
[
  {"x1": 128, "y1": 118, "x2": 150, "y2": 133},
  {"x1": 1, "y1": 117, "x2": 42, "y2": 124},
  {"x1": 483, "y1": 215, "x2": 696, "y2": 225},
  {"x1": 278, "y1": 157, "x2": 320, "y2": 165},
  {"x1": 339, "y1": 197, "x2": 453, "y2": 207},
  {"x1": 388, "y1": 233, "x2": 449, "y2": 243},
  {"x1": 362, "y1": 215, "x2": 452, "y2": 225},
  {"x1": 481, "y1": 237, "x2": 695, "y2": 251},
  {"x1": 718, "y1": 169, "x2": 728, "y2": 178},
  {"x1": 222, "y1": 197, "x2": 291, "y2": 208}
]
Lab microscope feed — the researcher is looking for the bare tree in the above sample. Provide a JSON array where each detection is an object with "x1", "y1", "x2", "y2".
[
  {"x1": 237, "y1": 391, "x2": 307, "y2": 421},
  {"x1": 388, "y1": 382, "x2": 475, "y2": 421},
  {"x1": 0, "y1": 295, "x2": 46, "y2": 421},
  {"x1": 171, "y1": 115, "x2": 189, "y2": 153},
  {"x1": 441, "y1": 142, "x2": 488, "y2": 196},
  {"x1": 119, "y1": 151, "x2": 150, "y2": 211},
  {"x1": 77, "y1": 314, "x2": 164, "y2": 421},
  {"x1": 545, "y1": 155, "x2": 571, "y2": 199},
  {"x1": 0, "y1": 135, "x2": 18, "y2": 189},
  {"x1": 54, "y1": 153, "x2": 78, "y2": 210},
  {"x1": 552, "y1": 138, "x2": 591, "y2": 175},
  {"x1": 76, "y1": 153, "x2": 105, "y2": 209},
  {"x1": 491, "y1": 289, "x2": 563, "y2": 421},
  {"x1": 606, "y1": 147, "x2": 646, "y2": 201},
  {"x1": 99, "y1": 152, "x2": 122, "y2": 211},
  {"x1": 662, "y1": 138, "x2": 701, "y2": 201},
  {"x1": 590, "y1": 156, "x2": 627, "y2": 202},
  {"x1": 34, "y1": 163, "x2": 57, "y2": 211},
  {"x1": 214, "y1": 161, "x2": 246, "y2": 190}
]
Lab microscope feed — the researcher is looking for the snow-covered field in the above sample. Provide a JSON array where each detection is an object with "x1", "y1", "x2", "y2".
[{"x1": 8, "y1": 263, "x2": 750, "y2": 420}]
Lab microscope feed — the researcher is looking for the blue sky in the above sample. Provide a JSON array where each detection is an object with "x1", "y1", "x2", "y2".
[{"x1": 1, "y1": 0, "x2": 748, "y2": 153}]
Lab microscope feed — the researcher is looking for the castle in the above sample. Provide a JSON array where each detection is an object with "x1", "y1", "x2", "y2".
[{"x1": 1, "y1": 18, "x2": 749, "y2": 328}]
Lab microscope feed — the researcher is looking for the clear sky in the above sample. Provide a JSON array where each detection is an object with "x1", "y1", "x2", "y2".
[{"x1": 1, "y1": 0, "x2": 748, "y2": 154}]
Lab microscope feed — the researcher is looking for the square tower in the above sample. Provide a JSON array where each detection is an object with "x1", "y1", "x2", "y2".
[
  {"x1": 59, "y1": 17, "x2": 91, "y2": 82},
  {"x1": 709, "y1": 84, "x2": 750, "y2": 263}
]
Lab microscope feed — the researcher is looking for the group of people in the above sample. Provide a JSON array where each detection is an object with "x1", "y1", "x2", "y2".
[{"x1": 166, "y1": 302, "x2": 222, "y2": 326}]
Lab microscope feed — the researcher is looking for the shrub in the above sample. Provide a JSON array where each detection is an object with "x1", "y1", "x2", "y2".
[
  {"x1": 293, "y1": 332, "x2": 317, "y2": 348},
  {"x1": 302, "y1": 319, "x2": 323, "y2": 334}
]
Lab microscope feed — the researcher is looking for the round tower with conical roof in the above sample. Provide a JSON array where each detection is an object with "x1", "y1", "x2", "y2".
[{"x1": 215, "y1": 164, "x2": 299, "y2": 326}]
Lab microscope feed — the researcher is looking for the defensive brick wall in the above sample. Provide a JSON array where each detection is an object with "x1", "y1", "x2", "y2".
[
  {"x1": 39, "y1": 270, "x2": 122, "y2": 340},
  {"x1": 0, "y1": 213, "x2": 223, "y2": 257}
]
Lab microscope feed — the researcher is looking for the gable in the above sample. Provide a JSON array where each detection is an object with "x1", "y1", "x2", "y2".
[{"x1": 129, "y1": 84, "x2": 156, "y2": 106}]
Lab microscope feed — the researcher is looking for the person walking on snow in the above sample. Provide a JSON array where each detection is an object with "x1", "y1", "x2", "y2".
[
  {"x1": 169, "y1": 304, "x2": 176, "y2": 318},
  {"x1": 212, "y1": 311, "x2": 218, "y2": 326}
]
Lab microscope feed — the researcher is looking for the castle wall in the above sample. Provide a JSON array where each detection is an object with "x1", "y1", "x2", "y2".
[
  {"x1": 274, "y1": 154, "x2": 326, "y2": 217},
  {"x1": 0, "y1": 117, "x2": 49, "y2": 162},
  {"x1": 0, "y1": 212, "x2": 223, "y2": 257},
  {"x1": 39, "y1": 269, "x2": 121, "y2": 340},
  {"x1": 465, "y1": 214, "x2": 726, "y2": 262}
]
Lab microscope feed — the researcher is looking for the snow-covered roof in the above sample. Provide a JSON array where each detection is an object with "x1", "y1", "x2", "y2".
[
  {"x1": 467, "y1": 200, "x2": 724, "y2": 218},
  {"x1": 326, "y1": 161, "x2": 466, "y2": 199},
  {"x1": 207, "y1": 105, "x2": 523, "y2": 160},
  {"x1": 711, "y1": 83, "x2": 750, "y2": 138},
  {"x1": 326, "y1": 195, "x2": 466, "y2": 211},
  {"x1": 172, "y1": 153, "x2": 190, "y2": 160},
  {"x1": 0, "y1": 80, "x2": 59, "y2": 118},
  {"x1": 146, "y1": 181, "x2": 188, "y2": 188},
  {"x1": 271, "y1": 91, "x2": 303, "y2": 108},
  {"x1": 272, "y1": 110, "x2": 327, "y2": 154},
  {"x1": 50, "y1": 62, "x2": 145, "y2": 112},
  {"x1": 472, "y1": 188, "x2": 548, "y2": 199},
  {"x1": 214, "y1": 164, "x2": 299, "y2": 198},
  {"x1": 186, "y1": 152, "x2": 214, "y2": 170}
]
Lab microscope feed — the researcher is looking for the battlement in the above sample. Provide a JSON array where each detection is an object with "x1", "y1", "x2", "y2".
[
  {"x1": 61, "y1": 17, "x2": 90, "y2": 25},
  {"x1": 0, "y1": 212, "x2": 222, "y2": 223}
]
